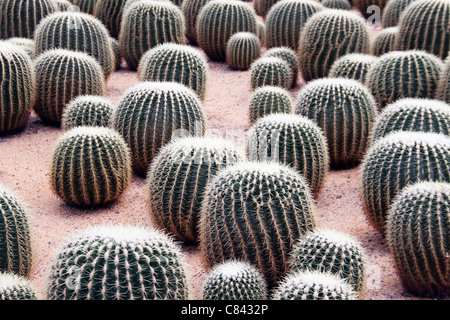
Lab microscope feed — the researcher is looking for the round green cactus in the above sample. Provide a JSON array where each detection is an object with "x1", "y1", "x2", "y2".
[
  {"x1": 112, "y1": 82, "x2": 207, "y2": 177},
  {"x1": 202, "y1": 260, "x2": 267, "y2": 300},
  {"x1": 34, "y1": 49, "x2": 105, "y2": 126},
  {"x1": 371, "y1": 27, "x2": 398, "y2": 56},
  {"x1": 69, "y1": 0, "x2": 97, "y2": 14},
  {"x1": 395, "y1": 0, "x2": 449, "y2": 59},
  {"x1": 119, "y1": 1, "x2": 185, "y2": 70},
  {"x1": 181, "y1": 0, "x2": 212, "y2": 45},
  {"x1": 436, "y1": 56, "x2": 450, "y2": 104},
  {"x1": 248, "y1": 86, "x2": 293, "y2": 124},
  {"x1": 199, "y1": 162, "x2": 317, "y2": 288},
  {"x1": 295, "y1": 78, "x2": 378, "y2": 169},
  {"x1": 250, "y1": 57, "x2": 293, "y2": 90},
  {"x1": 93, "y1": 0, "x2": 127, "y2": 38},
  {"x1": 46, "y1": 224, "x2": 190, "y2": 300},
  {"x1": 61, "y1": 95, "x2": 115, "y2": 131},
  {"x1": 328, "y1": 53, "x2": 378, "y2": 83},
  {"x1": 196, "y1": 0, "x2": 258, "y2": 61},
  {"x1": 386, "y1": 181, "x2": 450, "y2": 297},
  {"x1": 365, "y1": 50, "x2": 444, "y2": 109},
  {"x1": 34, "y1": 11, "x2": 116, "y2": 78},
  {"x1": 265, "y1": 0, "x2": 324, "y2": 51},
  {"x1": 0, "y1": 42, "x2": 35, "y2": 134},
  {"x1": 256, "y1": 20, "x2": 266, "y2": 47},
  {"x1": 361, "y1": 131, "x2": 450, "y2": 232},
  {"x1": 138, "y1": 43, "x2": 209, "y2": 100},
  {"x1": 247, "y1": 114, "x2": 329, "y2": 196},
  {"x1": 254, "y1": 0, "x2": 280, "y2": 17},
  {"x1": 263, "y1": 47, "x2": 299, "y2": 86},
  {"x1": 110, "y1": 37, "x2": 121, "y2": 70},
  {"x1": 4, "y1": 38, "x2": 35, "y2": 58},
  {"x1": 0, "y1": 184, "x2": 32, "y2": 277},
  {"x1": 322, "y1": 0, "x2": 352, "y2": 10},
  {"x1": 0, "y1": 273, "x2": 38, "y2": 300},
  {"x1": 147, "y1": 137, "x2": 244, "y2": 244},
  {"x1": 352, "y1": 0, "x2": 389, "y2": 18},
  {"x1": 381, "y1": 0, "x2": 419, "y2": 28},
  {"x1": 370, "y1": 98, "x2": 450, "y2": 142},
  {"x1": 0, "y1": 0, "x2": 58, "y2": 39},
  {"x1": 272, "y1": 270, "x2": 357, "y2": 300},
  {"x1": 226, "y1": 32, "x2": 261, "y2": 70}
]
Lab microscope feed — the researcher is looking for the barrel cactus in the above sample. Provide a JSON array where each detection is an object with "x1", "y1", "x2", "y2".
[
  {"x1": 248, "y1": 86, "x2": 293, "y2": 124},
  {"x1": 196, "y1": 0, "x2": 258, "y2": 61},
  {"x1": 436, "y1": 56, "x2": 450, "y2": 104},
  {"x1": 352, "y1": 0, "x2": 389, "y2": 18},
  {"x1": 46, "y1": 224, "x2": 190, "y2": 300},
  {"x1": 202, "y1": 260, "x2": 267, "y2": 300},
  {"x1": 256, "y1": 20, "x2": 266, "y2": 47},
  {"x1": 199, "y1": 162, "x2": 317, "y2": 288},
  {"x1": 110, "y1": 37, "x2": 121, "y2": 70},
  {"x1": 365, "y1": 50, "x2": 444, "y2": 109},
  {"x1": 361, "y1": 131, "x2": 450, "y2": 232},
  {"x1": 181, "y1": 0, "x2": 212, "y2": 45},
  {"x1": 250, "y1": 57, "x2": 293, "y2": 90},
  {"x1": 69, "y1": 0, "x2": 97, "y2": 14},
  {"x1": 34, "y1": 49, "x2": 105, "y2": 126},
  {"x1": 0, "y1": 42, "x2": 35, "y2": 134},
  {"x1": 382, "y1": 0, "x2": 419, "y2": 28},
  {"x1": 254, "y1": 0, "x2": 280, "y2": 17},
  {"x1": 322, "y1": 0, "x2": 352, "y2": 10},
  {"x1": 295, "y1": 78, "x2": 378, "y2": 169},
  {"x1": 4, "y1": 38, "x2": 35, "y2": 58},
  {"x1": 226, "y1": 32, "x2": 261, "y2": 70},
  {"x1": 386, "y1": 181, "x2": 450, "y2": 297},
  {"x1": 328, "y1": 53, "x2": 378, "y2": 82},
  {"x1": 138, "y1": 43, "x2": 209, "y2": 100},
  {"x1": 298, "y1": 9, "x2": 371, "y2": 82},
  {"x1": 119, "y1": 1, "x2": 185, "y2": 70},
  {"x1": 371, "y1": 27, "x2": 398, "y2": 56},
  {"x1": 0, "y1": 273, "x2": 38, "y2": 300},
  {"x1": 247, "y1": 114, "x2": 329, "y2": 196},
  {"x1": 147, "y1": 137, "x2": 244, "y2": 244},
  {"x1": 263, "y1": 47, "x2": 299, "y2": 86},
  {"x1": 93, "y1": 0, "x2": 127, "y2": 38},
  {"x1": 0, "y1": 184, "x2": 32, "y2": 277}
]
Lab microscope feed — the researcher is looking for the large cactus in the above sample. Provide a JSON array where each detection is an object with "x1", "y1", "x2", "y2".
[
  {"x1": 295, "y1": 78, "x2": 378, "y2": 169},
  {"x1": 361, "y1": 131, "x2": 450, "y2": 232},
  {"x1": 328, "y1": 53, "x2": 378, "y2": 83},
  {"x1": 0, "y1": 42, "x2": 35, "y2": 134},
  {"x1": 0, "y1": 273, "x2": 38, "y2": 300},
  {"x1": 46, "y1": 224, "x2": 190, "y2": 300},
  {"x1": 263, "y1": 47, "x2": 299, "y2": 86},
  {"x1": 199, "y1": 162, "x2": 317, "y2": 288},
  {"x1": 436, "y1": 56, "x2": 450, "y2": 104},
  {"x1": 250, "y1": 57, "x2": 293, "y2": 90},
  {"x1": 181, "y1": 0, "x2": 212, "y2": 45},
  {"x1": 226, "y1": 32, "x2": 261, "y2": 70},
  {"x1": 93, "y1": 0, "x2": 127, "y2": 38},
  {"x1": 33, "y1": 49, "x2": 105, "y2": 126},
  {"x1": 112, "y1": 82, "x2": 206, "y2": 177},
  {"x1": 371, "y1": 27, "x2": 398, "y2": 57},
  {"x1": 386, "y1": 181, "x2": 450, "y2": 297},
  {"x1": 248, "y1": 86, "x2": 293, "y2": 124},
  {"x1": 381, "y1": 0, "x2": 419, "y2": 28}
]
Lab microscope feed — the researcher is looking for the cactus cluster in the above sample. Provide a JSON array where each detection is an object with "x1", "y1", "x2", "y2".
[
  {"x1": 263, "y1": 47, "x2": 299, "y2": 87},
  {"x1": 436, "y1": 57, "x2": 450, "y2": 104},
  {"x1": 250, "y1": 57, "x2": 293, "y2": 90},
  {"x1": 248, "y1": 86, "x2": 293, "y2": 124},
  {"x1": 93, "y1": 0, "x2": 127, "y2": 39},
  {"x1": 0, "y1": 273, "x2": 38, "y2": 300},
  {"x1": 328, "y1": 54, "x2": 378, "y2": 83},
  {"x1": 371, "y1": 27, "x2": 398, "y2": 57},
  {"x1": 181, "y1": 0, "x2": 212, "y2": 45},
  {"x1": 381, "y1": 0, "x2": 419, "y2": 28},
  {"x1": 226, "y1": 32, "x2": 261, "y2": 70}
]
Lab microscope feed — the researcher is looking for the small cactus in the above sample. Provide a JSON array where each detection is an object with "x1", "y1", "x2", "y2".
[
  {"x1": 248, "y1": 86, "x2": 293, "y2": 124},
  {"x1": 381, "y1": 0, "x2": 419, "y2": 28},
  {"x1": 181, "y1": 0, "x2": 213, "y2": 45},
  {"x1": 263, "y1": 47, "x2": 299, "y2": 86},
  {"x1": 110, "y1": 37, "x2": 121, "y2": 70},
  {"x1": 436, "y1": 56, "x2": 450, "y2": 104},
  {"x1": 254, "y1": 0, "x2": 280, "y2": 17},
  {"x1": 256, "y1": 20, "x2": 266, "y2": 47},
  {"x1": 371, "y1": 27, "x2": 398, "y2": 56},
  {"x1": 328, "y1": 53, "x2": 378, "y2": 82},
  {"x1": 322, "y1": 0, "x2": 352, "y2": 10},
  {"x1": 226, "y1": 32, "x2": 261, "y2": 70},
  {"x1": 352, "y1": 0, "x2": 389, "y2": 18},
  {"x1": 0, "y1": 273, "x2": 38, "y2": 300},
  {"x1": 250, "y1": 57, "x2": 293, "y2": 90}
]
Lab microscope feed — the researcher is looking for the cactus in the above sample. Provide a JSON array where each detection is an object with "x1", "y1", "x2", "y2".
[
  {"x1": 289, "y1": 229, "x2": 366, "y2": 293},
  {"x1": 328, "y1": 53, "x2": 378, "y2": 83},
  {"x1": 272, "y1": 270, "x2": 357, "y2": 300},
  {"x1": 112, "y1": 82, "x2": 206, "y2": 177},
  {"x1": 199, "y1": 162, "x2": 317, "y2": 288},
  {"x1": 138, "y1": 43, "x2": 209, "y2": 100},
  {"x1": 247, "y1": 114, "x2": 329, "y2": 196},
  {"x1": 295, "y1": 78, "x2": 378, "y2": 169},
  {"x1": 34, "y1": 11, "x2": 116, "y2": 78},
  {"x1": 0, "y1": 42, "x2": 35, "y2": 134},
  {"x1": 61, "y1": 95, "x2": 115, "y2": 131},
  {"x1": 69, "y1": 0, "x2": 97, "y2": 14},
  {"x1": 248, "y1": 86, "x2": 293, "y2": 124},
  {"x1": 386, "y1": 181, "x2": 450, "y2": 297},
  {"x1": 93, "y1": 0, "x2": 127, "y2": 38},
  {"x1": 370, "y1": 98, "x2": 450, "y2": 142},
  {"x1": 352, "y1": 0, "x2": 389, "y2": 18},
  {"x1": 0, "y1": 184, "x2": 32, "y2": 277},
  {"x1": 254, "y1": 0, "x2": 280, "y2": 17},
  {"x1": 256, "y1": 20, "x2": 266, "y2": 47},
  {"x1": 0, "y1": 0, "x2": 58, "y2": 39},
  {"x1": 365, "y1": 50, "x2": 444, "y2": 109},
  {"x1": 46, "y1": 224, "x2": 190, "y2": 300},
  {"x1": 34, "y1": 49, "x2": 105, "y2": 126},
  {"x1": 110, "y1": 37, "x2": 121, "y2": 70},
  {"x1": 436, "y1": 56, "x2": 450, "y2": 104},
  {"x1": 226, "y1": 32, "x2": 261, "y2": 70},
  {"x1": 4, "y1": 38, "x2": 35, "y2": 58},
  {"x1": 119, "y1": 1, "x2": 185, "y2": 70},
  {"x1": 147, "y1": 137, "x2": 244, "y2": 244},
  {"x1": 50, "y1": 126, "x2": 131, "y2": 207},
  {"x1": 0, "y1": 273, "x2": 38, "y2": 300},
  {"x1": 381, "y1": 0, "x2": 419, "y2": 28},
  {"x1": 371, "y1": 27, "x2": 398, "y2": 56},
  {"x1": 322, "y1": 0, "x2": 352, "y2": 10},
  {"x1": 361, "y1": 131, "x2": 450, "y2": 232},
  {"x1": 202, "y1": 260, "x2": 267, "y2": 300},
  {"x1": 250, "y1": 57, "x2": 293, "y2": 90},
  {"x1": 55, "y1": 0, "x2": 73, "y2": 10},
  {"x1": 196, "y1": 0, "x2": 258, "y2": 61},
  {"x1": 181, "y1": 0, "x2": 213, "y2": 45},
  {"x1": 395, "y1": 0, "x2": 449, "y2": 59},
  {"x1": 265, "y1": 0, "x2": 324, "y2": 51},
  {"x1": 263, "y1": 47, "x2": 299, "y2": 86}
]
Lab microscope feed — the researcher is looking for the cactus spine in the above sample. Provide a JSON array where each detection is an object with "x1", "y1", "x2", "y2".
[
  {"x1": 0, "y1": 273, "x2": 38, "y2": 300},
  {"x1": 371, "y1": 27, "x2": 398, "y2": 56},
  {"x1": 226, "y1": 32, "x2": 261, "y2": 70},
  {"x1": 436, "y1": 56, "x2": 450, "y2": 104},
  {"x1": 250, "y1": 57, "x2": 293, "y2": 90},
  {"x1": 248, "y1": 86, "x2": 293, "y2": 124},
  {"x1": 328, "y1": 54, "x2": 378, "y2": 83}
]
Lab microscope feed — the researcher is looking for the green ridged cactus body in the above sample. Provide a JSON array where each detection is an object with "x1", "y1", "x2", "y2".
[
  {"x1": 199, "y1": 162, "x2": 317, "y2": 288},
  {"x1": 295, "y1": 78, "x2": 378, "y2": 169},
  {"x1": 381, "y1": 0, "x2": 419, "y2": 27},
  {"x1": 361, "y1": 131, "x2": 450, "y2": 232},
  {"x1": 0, "y1": 273, "x2": 38, "y2": 300},
  {"x1": 50, "y1": 126, "x2": 131, "y2": 207},
  {"x1": 69, "y1": 0, "x2": 97, "y2": 14},
  {"x1": 46, "y1": 225, "x2": 190, "y2": 300},
  {"x1": 0, "y1": 0, "x2": 58, "y2": 39},
  {"x1": 386, "y1": 181, "x2": 450, "y2": 297},
  {"x1": 256, "y1": 20, "x2": 266, "y2": 47},
  {"x1": 196, "y1": 0, "x2": 258, "y2": 61},
  {"x1": 352, "y1": 0, "x2": 389, "y2": 18},
  {"x1": 250, "y1": 57, "x2": 293, "y2": 90},
  {"x1": 248, "y1": 86, "x2": 293, "y2": 124},
  {"x1": 147, "y1": 137, "x2": 244, "y2": 244},
  {"x1": 263, "y1": 47, "x2": 299, "y2": 86},
  {"x1": 328, "y1": 53, "x2": 378, "y2": 82},
  {"x1": 265, "y1": 0, "x2": 324, "y2": 51},
  {"x1": 34, "y1": 11, "x2": 116, "y2": 78},
  {"x1": 322, "y1": 0, "x2": 352, "y2": 10},
  {"x1": 0, "y1": 43, "x2": 35, "y2": 134},
  {"x1": 247, "y1": 114, "x2": 329, "y2": 196},
  {"x1": 110, "y1": 37, "x2": 121, "y2": 70},
  {"x1": 119, "y1": 1, "x2": 186, "y2": 70},
  {"x1": 0, "y1": 184, "x2": 32, "y2": 277},
  {"x1": 436, "y1": 57, "x2": 450, "y2": 104},
  {"x1": 181, "y1": 0, "x2": 212, "y2": 45},
  {"x1": 34, "y1": 49, "x2": 105, "y2": 126},
  {"x1": 254, "y1": 0, "x2": 280, "y2": 17},
  {"x1": 94, "y1": 0, "x2": 127, "y2": 38},
  {"x1": 226, "y1": 32, "x2": 261, "y2": 70},
  {"x1": 112, "y1": 82, "x2": 206, "y2": 177},
  {"x1": 365, "y1": 50, "x2": 444, "y2": 109},
  {"x1": 395, "y1": 0, "x2": 449, "y2": 59},
  {"x1": 371, "y1": 27, "x2": 398, "y2": 56},
  {"x1": 202, "y1": 261, "x2": 267, "y2": 300},
  {"x1": 138, "y1": 43, "x2": 209, "y2": 100},
  {"x1": 55, "y1": 0, "x2": 73, "y2": 10}
]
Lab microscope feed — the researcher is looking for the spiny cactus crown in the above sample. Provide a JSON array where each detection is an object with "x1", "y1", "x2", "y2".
[
  {"x1": 250, "y1": 57, "x2": 293, "y2": 90},
  {"x1": 263, "y1": 47, "x2": 299, "y2": 86},
  {"x1": 0, "y1": 273, "x2": 38, "y2": 300},
  {"x1": 371, "y1": 27, "x2": 398, "y2": 56},
  {"x1": 248, "y1": 86, "x2": 293, "y2": 124},
  {"x1": 329, "y1": 53, "x2": 378, "y2": 82}
]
